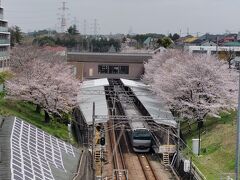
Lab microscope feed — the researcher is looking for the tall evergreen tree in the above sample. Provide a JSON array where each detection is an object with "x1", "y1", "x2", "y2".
[{"x1": 9, "y1": 26, "x2": 23, "y2": 47}]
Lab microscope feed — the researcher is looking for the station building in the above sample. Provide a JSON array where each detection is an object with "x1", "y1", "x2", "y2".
[{"x1": 67, "y1": 52, "x2": 152, "y2": 80}]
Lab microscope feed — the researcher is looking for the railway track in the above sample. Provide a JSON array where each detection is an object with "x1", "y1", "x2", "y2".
[
  {"x1": 106, "y1": 79, "x2": 175, "y2": 180},
  {"x1": 138, "y1": 154, "x2": 159, "y2": 180},
  {"x1": 108, "y1": 120, "x2": 128, "y2": 180},
  {"x1": 121, "y1": 125, "x2": 159, "y2": 180}
]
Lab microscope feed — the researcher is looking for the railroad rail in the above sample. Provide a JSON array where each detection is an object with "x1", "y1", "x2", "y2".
[
  {"x1": 119, "y1": 122, "x2": 159, "y2": 180},
  {"x1": 137, "y1": 154, "x2": 158, "y2": 180},
  {"x1": 108, "y1": 120, "x2": 128, "y2": 180}
]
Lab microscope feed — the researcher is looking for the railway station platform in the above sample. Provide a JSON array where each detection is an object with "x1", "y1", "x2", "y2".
[
  {"x1": 73, "y1": 78, "x2": 177, "y2": 155},
  {"x1": 72, "y1": 78, "x2": 179, "y2": 178}
]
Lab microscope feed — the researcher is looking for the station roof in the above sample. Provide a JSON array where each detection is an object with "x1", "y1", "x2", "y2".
[
  {"x1": 79, "y1": 78, "x2": 109, "y2": 125},
  {"x1": 0, "y1": 116, "x2": 81, "y2": 180},
  {"x1": 67, "y1": 52, "x2": 152, "y2": 64},
  {"x1": 121, "y1": 79, "x2": 177, "y2": 128},
  {"x1": 79, "y1": 78, "x2": 176, "y2": 127}
]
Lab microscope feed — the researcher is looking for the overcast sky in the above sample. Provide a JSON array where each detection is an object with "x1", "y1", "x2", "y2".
[{"x1": 2, "y1": 0, "x2": 240, "y2": 35}]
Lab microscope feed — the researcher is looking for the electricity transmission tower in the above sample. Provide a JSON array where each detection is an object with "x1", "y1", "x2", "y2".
[
  {"x1": 91, "y1": 19, "x2": 100, "y2": 37},
  {"x1": 58, "y1": 1, "x2": 69, "y2": 33}
]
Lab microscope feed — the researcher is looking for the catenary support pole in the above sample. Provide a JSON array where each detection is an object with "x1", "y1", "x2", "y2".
[
  {"x1": 92, "y1": 102, "x2": 96, "y2": 180},
  {"x1": 235, "y1": 71, "x2": 240, "y2": 180}
]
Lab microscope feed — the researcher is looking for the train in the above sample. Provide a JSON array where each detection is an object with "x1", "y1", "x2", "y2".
[
  {"x1": 120, "y1": 97, "x2": 152, "y2": 153},
  {"x1": 108, "y1": 79, "x2": 152, "y2": 153},
  {"x1": 128, "y1": 121, "x2": 152, "y2": 153}
]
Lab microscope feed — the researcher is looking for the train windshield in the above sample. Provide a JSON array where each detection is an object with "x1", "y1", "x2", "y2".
[{"x1": 133, "y1": 129, "x2": 151, "y2": 140}]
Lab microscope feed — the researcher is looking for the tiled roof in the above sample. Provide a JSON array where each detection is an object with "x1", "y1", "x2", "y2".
[{"x1": 183, "y1": 37, "x2": 198, "y2": 43}]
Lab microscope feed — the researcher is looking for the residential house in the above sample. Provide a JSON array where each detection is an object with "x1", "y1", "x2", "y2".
[{"x1": 143, "y1": 37, "x2": 158, "y2": 49}]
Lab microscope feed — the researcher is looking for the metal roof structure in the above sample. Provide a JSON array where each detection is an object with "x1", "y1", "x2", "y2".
[
  {"x1": 79, "y1": 78, "x2": 109, "y2": 125},
  {"x1": 0, "y1": 116, "x2": 81, "y2": 180},
  {"x1": 79, "y1": 78, "x2": 176, "y2": 127},
  {"x1": 121, "y1": 79, "x2": 177, "y2": 128}
]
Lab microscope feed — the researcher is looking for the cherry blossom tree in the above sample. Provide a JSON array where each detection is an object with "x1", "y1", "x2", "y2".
[
  {"x1": 144, "y1": 50, "x2": 238, "y2": 155},
  {"x1": 5, "y1": 46, "x2": 80, "y2": 123},
  {"x1": 143, "y1": 50, "x2": 238, "y2": 122}
]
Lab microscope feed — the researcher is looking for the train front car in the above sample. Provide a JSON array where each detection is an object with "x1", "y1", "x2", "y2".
[{"x1": 131, "y1": 128, "x2": 152, "y2": 153}]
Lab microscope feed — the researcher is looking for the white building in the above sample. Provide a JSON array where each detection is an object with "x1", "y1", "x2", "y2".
[
  {"x1": 0, "y1": 2, "x2": 10, "y2": 72},
  {"x1": 185, "y1": 45, "x2": 240, "y2": 56}
]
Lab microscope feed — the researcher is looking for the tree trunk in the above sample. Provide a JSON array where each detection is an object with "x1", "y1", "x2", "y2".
[
  {"x1": 197, "y1": 120, "x2": 204, "y2": 156},
  {"x1": 44, "y1": 111, "x2": 50, "y2": 123},
  {"x1": 36, "y1": 104, "x2": 41, "y2": 113},
  {"x1": 228, "y1": 60, "x2": 231, "y2": 69}
]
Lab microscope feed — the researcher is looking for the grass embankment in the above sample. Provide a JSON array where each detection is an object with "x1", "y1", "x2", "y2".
[
  {"x1": 0, "y1": 93, "x2": 71, "y2": 142},
  {"x1": 182, "y1": 111, "x2": 237, "y2": 179}
]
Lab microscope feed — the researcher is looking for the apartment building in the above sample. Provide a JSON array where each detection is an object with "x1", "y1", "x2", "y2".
[{"x1": 0, "y1": 3, "x2": 10, "y2": 72}]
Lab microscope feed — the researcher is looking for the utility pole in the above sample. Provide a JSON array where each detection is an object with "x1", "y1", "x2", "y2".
[
  {"x1": 92, "y1": 102, "x2": 96, "y2": 180},
  {"x1": 187, "y1": 27, "x2": 190, "y2": 35},
  {"x1": 235, "y1": 70, "x2": 240, "y2": 180},
  {"x1": 58, "y1": 1, "x2": 69, "y2": 33},
  {"x1": 177, "y1": 119, "x2": 181, "y2": 167},
  {"x1": 100, "y1": 127, "x2": 104, "y2": 180}
]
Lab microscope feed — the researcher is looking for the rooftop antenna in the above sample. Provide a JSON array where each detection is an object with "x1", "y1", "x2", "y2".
[{"x1": 58, "y1": 1, "x2": 69, "y2": 33}]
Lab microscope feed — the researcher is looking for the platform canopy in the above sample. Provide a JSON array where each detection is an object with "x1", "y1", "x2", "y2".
[
  {"x1": 121, "y1": 78, "x2": 177, "y2": 128},
  {"x1": 79, "y1": 78, "x2": 109, "y2": 125}
]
